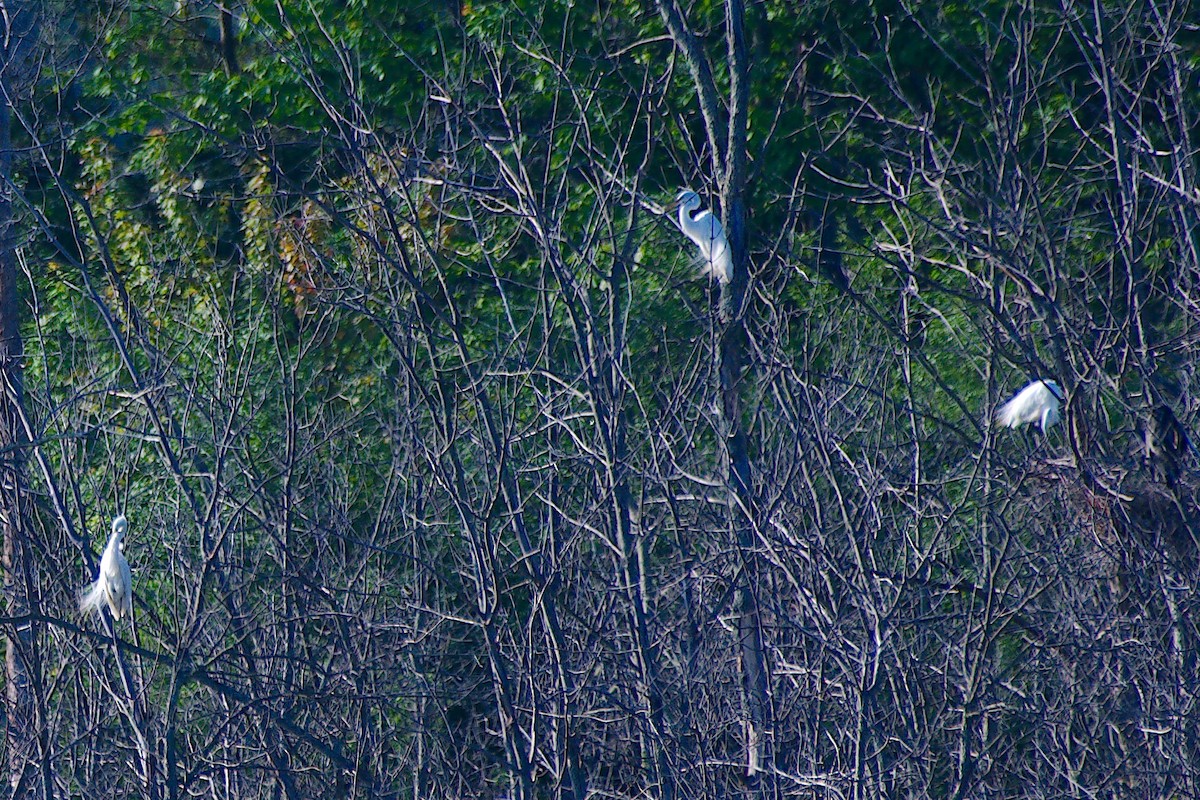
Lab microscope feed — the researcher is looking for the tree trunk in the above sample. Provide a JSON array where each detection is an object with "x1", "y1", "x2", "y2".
[
  {"x1": 721, "y1": 0, "x2": 773, "y2": 789},
  {"x1": 1, "y1": 2, "x2": 43, "y2": 795},
  {"x1": 656, "y1": 0, "x2": 773, "y2": 787}
]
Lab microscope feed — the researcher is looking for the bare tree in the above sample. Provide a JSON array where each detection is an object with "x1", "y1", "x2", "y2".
[{"x1": 3, "y1": 1, "x2": 1200, "y2": 799}]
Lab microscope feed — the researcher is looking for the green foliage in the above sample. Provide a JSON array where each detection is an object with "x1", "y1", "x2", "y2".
[{"x1": 14, "y1": 0, "x2": 1200, "y2": 796}]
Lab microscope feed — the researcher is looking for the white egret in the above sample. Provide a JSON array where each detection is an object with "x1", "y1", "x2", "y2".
[
  {"x1": 672, "y1": 190, "x2": 732, "y2": 285},
  {"x1": 995, "y1": 379, "x2": 1063, "y2": 432},
  {"x1": 79, "y1": 514, "x2": 133, "y2": 622}
]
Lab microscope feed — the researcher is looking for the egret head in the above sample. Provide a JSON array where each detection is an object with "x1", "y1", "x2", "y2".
[
  {"x1": 669, "y1": 190, "x2": 702, "y2": 215},
  {"x1": 112, "y1": 514, "x2": 128, "y2": 539},
  {"x1": 1043, "y1": 379, "x2": 1064, "y2": 401}
]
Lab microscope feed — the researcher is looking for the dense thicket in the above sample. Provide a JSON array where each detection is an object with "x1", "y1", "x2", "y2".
[{"x1": 3, "y1": 1, "x2": 1200, "y2": 798}]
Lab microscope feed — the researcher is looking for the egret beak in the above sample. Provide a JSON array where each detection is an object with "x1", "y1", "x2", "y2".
[{"x1": 663, "y1": 196, "x2": 682, "y2": 213}]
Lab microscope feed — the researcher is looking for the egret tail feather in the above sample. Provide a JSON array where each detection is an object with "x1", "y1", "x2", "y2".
[{"x1": 78, "y1": 579, "x2": 106, "y2": 616}]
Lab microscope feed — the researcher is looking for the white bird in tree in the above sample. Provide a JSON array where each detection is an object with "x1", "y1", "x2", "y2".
[
  {"x1": 79, "y1": 515, "x2": 133, "y2": 622},
  {"x1": 995, "y1": 379, "x2": 1063, "y2": 432},
  {"x1": 672, "y1": 190, "x2": 732, "y2": 285}
]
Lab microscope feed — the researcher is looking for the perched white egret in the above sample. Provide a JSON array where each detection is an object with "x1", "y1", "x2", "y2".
[
  {"x1": 79, "y1": 515, "x2": 133, "y2": 621},
  {"x1": 672, "y1": 190, "x2": 732, "y2": 285},
  {"x1": 995, "y1": 379, "x2": 1063, "y2": 432}
]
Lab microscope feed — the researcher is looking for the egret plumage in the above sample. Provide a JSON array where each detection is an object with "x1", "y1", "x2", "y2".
[
  {"x1": 672, "y1": 190, "x2": 732, "y2": 285},
  {"x1": 79, "y1": 515, "x2": 133, "y2": 621},
  {"x1": 996, "y1": 379, "x2": 1063, "y2": 432}
]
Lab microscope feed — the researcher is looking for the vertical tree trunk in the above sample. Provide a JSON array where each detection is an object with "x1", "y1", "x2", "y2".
[
  {"x1": 0, "y1": 3, "x2": 42, "y2": 795},
  {"x1": 218, "y1": 3, "x2": 238, "y2": 75},
  {"x1": 718, "y1": 259, "x2": 772, "y2": 788},
  {"x1": 721, "y1": 0, "x2": 773, "y2": 789},
  {"x1": 656, "y1": 0, "x2": 772, "y2": 788}
]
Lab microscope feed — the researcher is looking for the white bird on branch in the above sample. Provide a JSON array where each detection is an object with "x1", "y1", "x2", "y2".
[
  {"x1": 671, "y1": 190, "x2": 732, "y2": 285},
  {"x1": 79, "y1": 514, "x2": 133, "y2": 622},
  {"x1": 995, "y1": 379, "x2": 1063, "y2": 432}
]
